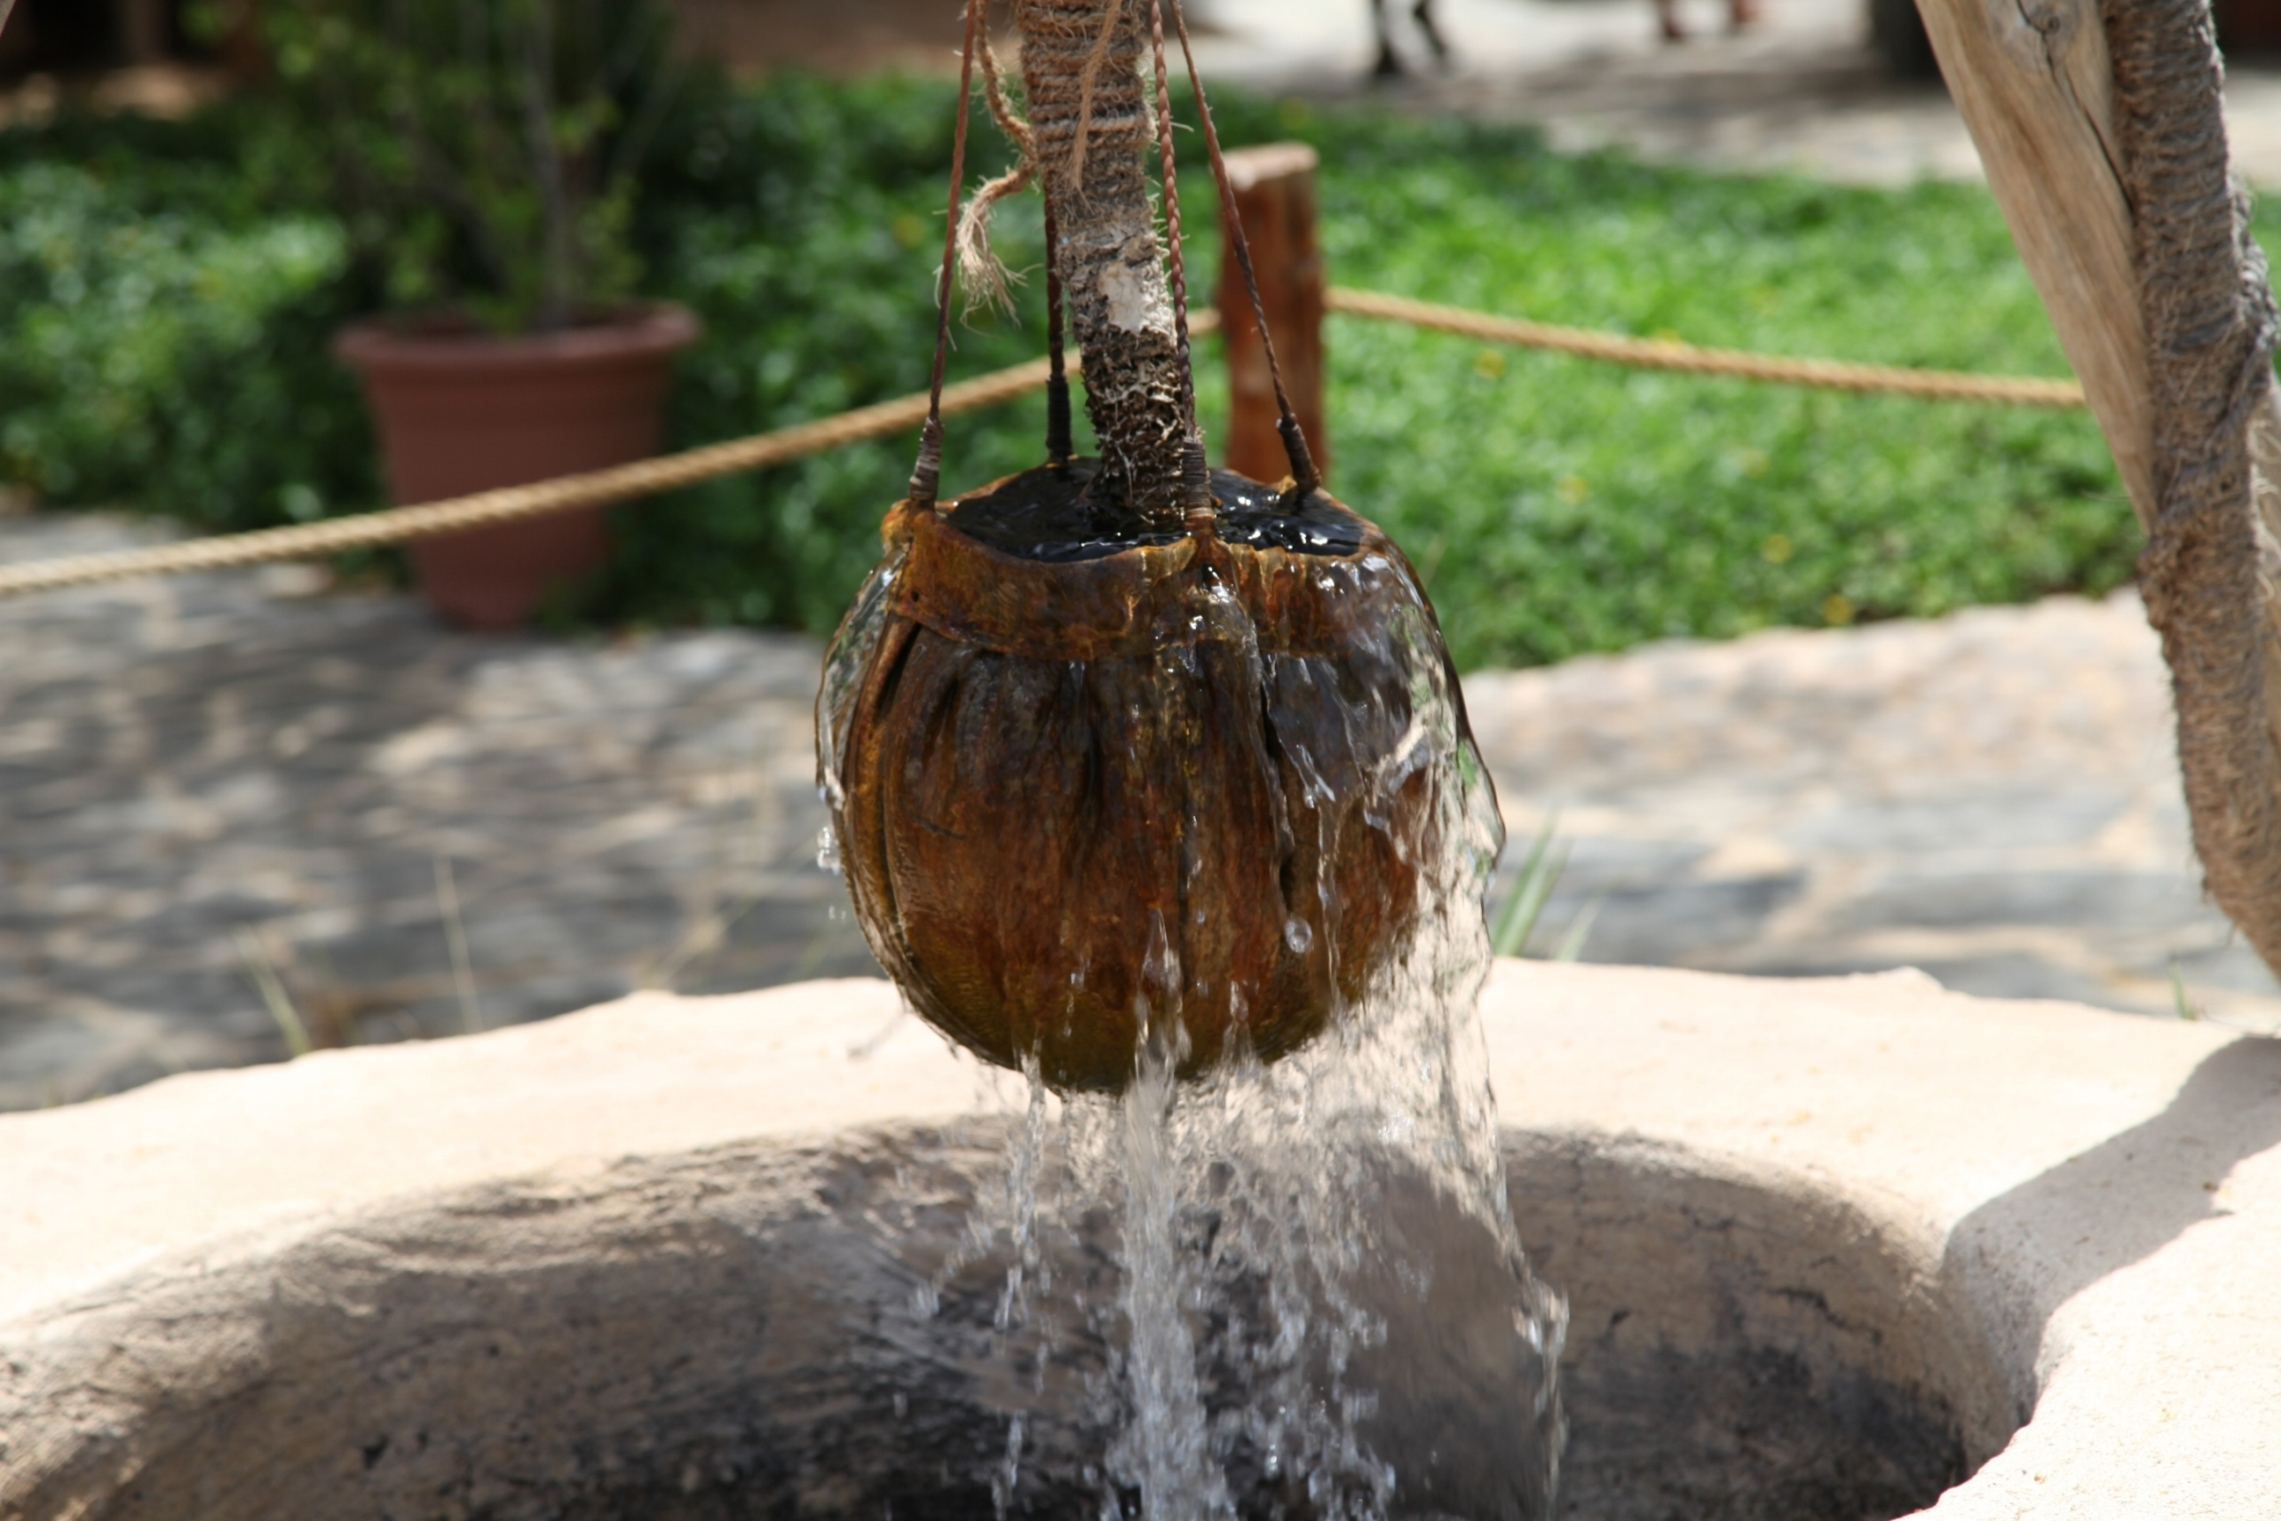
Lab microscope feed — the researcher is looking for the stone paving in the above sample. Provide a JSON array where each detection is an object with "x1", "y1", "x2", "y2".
[
  {"x1": 5, "y1": 507, "x2": 2276, "y2": 1113},
  {"x1": 1463, "y1": 599, "x2": 2281, "y2": 1028},
  {"x1": 0, "y1": 512, "x2": 874, "y2": 1113}
]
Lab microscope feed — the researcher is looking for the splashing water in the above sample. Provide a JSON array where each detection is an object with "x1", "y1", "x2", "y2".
[{"x1": 825, "y1": 523, "x2": 1567, "y2": 1518}]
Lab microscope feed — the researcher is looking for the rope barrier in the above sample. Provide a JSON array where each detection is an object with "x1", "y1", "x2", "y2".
[
  {"x1": 1326, "y1": 287, "x2": 2091, "y2": 409},
  {"x1": 0, "y1": 332, "x2": 1168, "y2": 599},
  {"x1": 0, "y1": 292, "x2": 2092, "y2": 599}
]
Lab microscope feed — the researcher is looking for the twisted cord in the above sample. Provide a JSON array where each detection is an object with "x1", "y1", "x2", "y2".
[
  {"x1": 1327, "y1": 288, "x2": 2090, "y2": 408},
  {"x1": 1171, "y1": 0, "x2": 1319, "y2": 493},
  {"x1": 0, "y1": 333, "x2": 1224, "y2": 599},
  {"x1": 955, "y1": 30, "x2": 1039, "y2": 318},
  {"x1": 1044, "y1": 196, "x2": 1075, "y2": 464},
  {"x1": 909, "y1": 0, "x2": 986, "y2": 511},
  {"x1": 1145, "y1": 0, "x2": 1212, "y2": 522}
]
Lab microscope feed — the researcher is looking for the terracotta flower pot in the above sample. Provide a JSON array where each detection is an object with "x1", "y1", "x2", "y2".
[{"x1": 335, "y1": 305, "x2": 701, "y2": 631}]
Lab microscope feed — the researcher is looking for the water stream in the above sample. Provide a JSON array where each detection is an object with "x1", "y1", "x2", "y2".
[{"x1": 821, "y1": 477, "x2": 1567, "y2": 1518}]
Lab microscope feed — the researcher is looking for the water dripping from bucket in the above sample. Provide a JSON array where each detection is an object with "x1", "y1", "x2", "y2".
[{"x1": 920, "y1": 566, "x2": 1566, "y2": 1520}]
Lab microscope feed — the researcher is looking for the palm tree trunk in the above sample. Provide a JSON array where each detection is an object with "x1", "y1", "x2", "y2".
[{"x1": 1013, "y1": 0, "x2": 1190, "y2": 528}]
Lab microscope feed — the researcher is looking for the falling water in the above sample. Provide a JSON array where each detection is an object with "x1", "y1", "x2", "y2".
[{"x1": 823, "y1": 491, "x2": 1567, "y2": 1518}]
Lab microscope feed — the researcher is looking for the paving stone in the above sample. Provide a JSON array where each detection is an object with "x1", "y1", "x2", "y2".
[
  {"x1": 1466, "y1": 594, "x2": 2281, "y2": 1031},
  {"x1": 0, "y1": 512, "x2": 858, "y2": 1111},
  {"x1": 1556, "y1": 871, "x2": 1808, "y2": 966}
]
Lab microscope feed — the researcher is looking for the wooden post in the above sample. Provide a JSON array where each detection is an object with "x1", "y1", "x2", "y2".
[
  {"x1": 1919, "y1": 0, "x2": 2281, "y2": 976},
  {"x1": 1914, "y1": 0, "x2": 2153, "y2": 520},
  {"x1": 1217, "y1": 142, "x2": 1329, "y2": 487},
  {"x1": 1915, "y1": 0, "x2": 2281, "y2": 665}
]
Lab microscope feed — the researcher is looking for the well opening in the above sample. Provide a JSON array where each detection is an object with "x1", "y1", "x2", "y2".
[{"x1": 23, "y1": 1121, "x2": 2014, "y2": 1521}]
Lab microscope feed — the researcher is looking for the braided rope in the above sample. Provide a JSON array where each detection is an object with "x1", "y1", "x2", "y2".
[
  {"x1": 0, "y1": 289, "x2": 2098, "y2": 600},
  {"x1": 1327, "y1": 288, "x2": 2090, "y2": 409},
  {"x1": 906, "y1": 0, "x2": 985, "y2": 512},
  {"x1": 0, "y1": 347, "x2": 1100, "y2": 598}
]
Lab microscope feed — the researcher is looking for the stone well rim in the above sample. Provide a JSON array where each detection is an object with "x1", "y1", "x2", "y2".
[{"x1": 2, "y1": 963, "x2": 2274, "y2": 1519}]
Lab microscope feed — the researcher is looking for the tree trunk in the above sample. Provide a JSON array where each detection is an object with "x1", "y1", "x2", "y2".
[
  {"x1": 1919, "y1": 0, "x2": 2281, "y2": 977},
  {"x1": 1013, "y1": 0, "x2": 1190, "y2": 527}
]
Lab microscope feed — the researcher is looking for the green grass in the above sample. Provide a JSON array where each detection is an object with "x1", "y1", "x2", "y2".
[
  {"x1": 0, "y1": 76, "x2": 2202, "y2": 669},
  {"x1": 1285, "y1": 123, "x2": 2132, "y2": 667}
]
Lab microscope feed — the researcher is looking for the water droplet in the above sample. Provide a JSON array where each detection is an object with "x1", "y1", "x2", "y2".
[
  {"x1": 1141, "y1": 908, "x2": 1180, "y2": 991},
  {"x1": 816, "y1": 823, "x2": 841, "y2": 875},
  {"x1": 1283, "y1": 916, "x2": 1314, "y2": 955}
]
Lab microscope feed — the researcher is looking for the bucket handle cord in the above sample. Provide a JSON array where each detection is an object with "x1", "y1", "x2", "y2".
[
  {"x1": 1170, "y1": 0, "x2": 1320, "y2": 497},
  {"x1": 1045, "y1": 196, "x2": 1075, "y2": 466},
  {"x1": 909, "y1": 0, "x2": 986, "y2": 512},
  {"x1": 1145, "y1": 0, "x2": 1215, "y2": 531}
]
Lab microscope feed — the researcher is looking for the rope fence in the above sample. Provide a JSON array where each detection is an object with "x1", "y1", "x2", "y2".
[
  {"x1": 1325, "y1": 288, "x2": 2090, "y2": 409},
  {"x1": 0, "y1": 293, "x2": 2090, "y2": 599}
]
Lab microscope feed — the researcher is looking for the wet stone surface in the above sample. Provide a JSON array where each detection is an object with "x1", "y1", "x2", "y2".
[{"x1": 4, "y1": 511, "x2": 2277, "y2": 1111}]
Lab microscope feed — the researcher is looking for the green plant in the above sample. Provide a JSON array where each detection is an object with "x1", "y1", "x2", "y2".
[
  {"x1": 261, "y1": 0, "x2": 681, "y2": 331},
  {"x1": 1489, "y1": 817, "x2": 1602, "y2": 961},
  {"x1": 0, "y1": 143, "x2": 375, "y2": 527}
]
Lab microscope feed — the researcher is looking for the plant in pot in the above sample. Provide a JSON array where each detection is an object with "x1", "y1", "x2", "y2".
[{"x1": 268, "y1": 0, "x2": 698, "y2": 630}]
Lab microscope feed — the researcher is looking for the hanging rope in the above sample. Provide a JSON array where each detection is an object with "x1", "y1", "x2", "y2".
[
  {"x1": 956, "y1": 33, "x2": 1038, "y2": 318},
  {"x1": 1171, "y1": 0, "x2": 1321, "y2": 493},
  {"x1": 907, "y1": 0, "x2": 986, "y2": 512},
  {"x1": 1044, "y1": 198, "x2": 1075, "y2": 465},
  {"x1": 1144, "y1": 0, "x2": 1214, "y2": 525}
]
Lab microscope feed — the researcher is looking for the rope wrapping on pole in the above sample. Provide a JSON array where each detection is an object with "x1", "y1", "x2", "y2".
[{"x1": 0, "y1": 289, "x2": 2095, "y2": 600}]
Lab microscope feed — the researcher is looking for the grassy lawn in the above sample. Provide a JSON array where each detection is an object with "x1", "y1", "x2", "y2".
[{"x1": 0, "y1": 77, "x2": 2165, "y2": 670}]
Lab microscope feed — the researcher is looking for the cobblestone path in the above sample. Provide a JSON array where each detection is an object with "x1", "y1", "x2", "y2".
[
  {"x1": 0, "y1": 513, "x2": 873, "y2": 1112},
  {"x1": 1464, "y1": 598, "x2": 2281, "y2": 1029},
  {"x1": 6, "y1": 510, "x2": 2276, "y2": 1111}
]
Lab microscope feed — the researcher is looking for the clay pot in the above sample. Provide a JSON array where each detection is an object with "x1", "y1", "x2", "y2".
[
  {"x1": 335, "y1": 305, "x2": 700, "y2": 631},
  {"x1": 820, "y1": 461, "x2": 1488, "y2": 1093}
]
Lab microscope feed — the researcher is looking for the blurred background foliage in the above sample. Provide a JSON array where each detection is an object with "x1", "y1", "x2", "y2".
[{"x1": 0, "y1": 71, "x2": 2165, "y2": 668}]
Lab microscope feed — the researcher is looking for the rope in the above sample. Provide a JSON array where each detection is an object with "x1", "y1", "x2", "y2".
[
  {"x1": 1174, "y1": 0, "x2": 1319, "y2": 493},
  {"x1": 1145, "y1": 0, "x2": 1212, "y2": 523},
  {"x1": 907, "y1": 0, "x2": 985, "y2": 512},
  {"x1": 1326, "y1": 288, "x2": 2091, "y2": 409},
  {"x1": 0, "y1": 285, "x2": 2101, "y2": 601},
  {"x1": 0, "y1": 340, "x2": 1168, "y2": 598},
  {"x1": 1044, "y1": 197, "x2": 1075, "y2": 465}
]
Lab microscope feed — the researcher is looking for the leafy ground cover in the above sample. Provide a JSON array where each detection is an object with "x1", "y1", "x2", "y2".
[{"x1": 0, "y1": 77, "x2": 2174, "y2": 668}]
